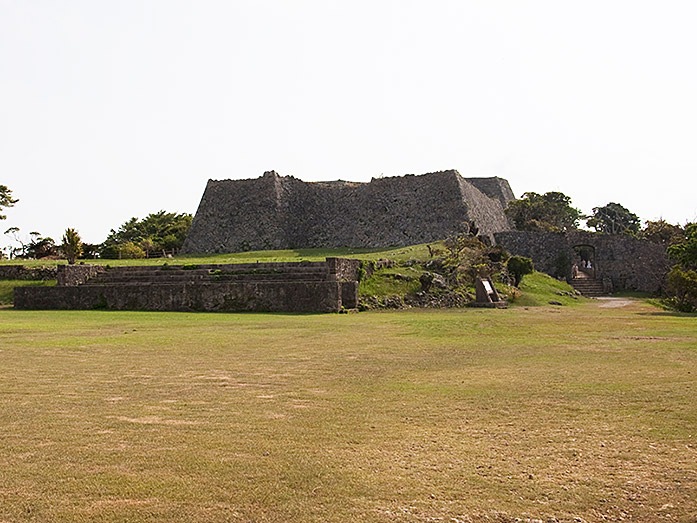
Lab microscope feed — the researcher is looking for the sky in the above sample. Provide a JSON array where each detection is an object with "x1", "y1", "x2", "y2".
[{"x1": 1, "y1": 0, "x2": 696, "y2": 247}]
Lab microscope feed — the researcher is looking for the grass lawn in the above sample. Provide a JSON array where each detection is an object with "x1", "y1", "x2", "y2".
[
  {"x1": 0, "y1": 243, "x2": 434, "y2": 268},
  {"x1": 1, "y1": 300, "x2": 696, "y2": 521}
]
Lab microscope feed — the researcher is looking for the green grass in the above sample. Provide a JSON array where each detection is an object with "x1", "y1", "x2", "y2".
[
  {"x1": 1, "y1": 300, "x2": 696, "y2": 521},
  {"x1": 0, "y1": 279, "x2": 56, "y2": 307},
  {"x1": 513, "y1": 271, "x2": 586, "y2": 307},
  {"x1": 359, "y1": 266, "x2": 425, "y2": 297},
  {"x1": 0, "y1": 243, "x2": 435, "y2": 268}
]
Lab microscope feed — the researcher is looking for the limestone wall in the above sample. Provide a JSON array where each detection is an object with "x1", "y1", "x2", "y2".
[
  {"x1": 0, "y1": 265, "x2": 57, "y2": 280},
  {"x1": 14, "y1": 281, "x2": 345, "y2": 313},
  {"x1": 56, "y1": 264, "x2": 104, "y2": 286},
  {"x1": 494, "y1": 231, "x2": 671, "y2": 293},
  {"x1": 182, "y1": 170, "x2": 514, "y2": 254}
]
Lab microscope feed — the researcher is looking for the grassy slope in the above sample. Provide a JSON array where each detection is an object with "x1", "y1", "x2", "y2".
[
  {"x1": 513, "y1": 271, "x2": 585, "y2": 307},
  {"x1": 0, "y1": 244, "x2": 433, "y2": 267},
  {"x1": 0, "y1": 300, "x2": 695, "y2": 521}
]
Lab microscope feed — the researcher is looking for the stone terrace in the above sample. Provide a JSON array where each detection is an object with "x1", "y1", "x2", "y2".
[{"x1": 14, "y1": 258, "x2": 360, "y2": 313}]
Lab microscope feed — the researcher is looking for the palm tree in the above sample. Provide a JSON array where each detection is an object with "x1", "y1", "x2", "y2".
[{"x1": 62, "y1": 228, "x2": 83, "y2": 264}]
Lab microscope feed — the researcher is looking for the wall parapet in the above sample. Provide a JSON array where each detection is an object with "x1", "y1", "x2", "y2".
[{"x1": 0, "y1": 265, "x2": 57, "y2": 281}]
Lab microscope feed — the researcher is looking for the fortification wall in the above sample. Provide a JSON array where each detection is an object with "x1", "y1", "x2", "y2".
[
  {"x1": 464, "y1": 177, "x2": 515, "y2": 207},
  {"x1": 494, "y1": 231, "x2": 671, "y2": 293},
  {"x1": 14, "y1": 281, "x2": 346, "y2": 313},
  {"x1": 182, "y1": 170, "x2": 513, "y2": 254}
]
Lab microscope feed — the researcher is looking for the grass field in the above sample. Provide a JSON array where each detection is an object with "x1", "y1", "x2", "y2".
[
  {"x1": 0, "y1": 244, "x2": 433, "y2": 268},
  {"x1": 1, "y1": 299, "x2": 695, "y2": 521}
]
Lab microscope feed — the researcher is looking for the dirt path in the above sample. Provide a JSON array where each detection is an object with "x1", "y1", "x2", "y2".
[{"x1": 596, "y1": 296, "x2": 634, "y2": 308}]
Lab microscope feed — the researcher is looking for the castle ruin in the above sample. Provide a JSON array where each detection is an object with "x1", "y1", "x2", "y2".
[{"x1": 181, "y1": 170, "x2": 515, "y2": 253}]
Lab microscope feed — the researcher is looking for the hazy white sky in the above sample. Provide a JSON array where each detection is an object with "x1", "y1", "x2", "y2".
[{"x1": 1, "y1": 0, "x2": 696, "y2": 245}]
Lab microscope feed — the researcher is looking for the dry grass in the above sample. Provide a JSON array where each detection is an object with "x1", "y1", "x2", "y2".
[{"x1": 0, "y1": 299, "x2": 696, "y2": 521}]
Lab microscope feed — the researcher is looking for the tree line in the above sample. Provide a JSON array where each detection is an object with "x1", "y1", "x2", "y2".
[{"x1": 0, "y1": 185, "x2": 192, "y2": 262}]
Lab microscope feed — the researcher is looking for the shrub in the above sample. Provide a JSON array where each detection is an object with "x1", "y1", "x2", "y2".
[
  {"x1": 666, "y1": 266, "x2": 697, "y2": 313},
  {"x1": 119, "y1": 242, "x2": 146, "y2": 259},
  {"x1": 507, "y1": 255, "x2": 534, "y2": 287}
]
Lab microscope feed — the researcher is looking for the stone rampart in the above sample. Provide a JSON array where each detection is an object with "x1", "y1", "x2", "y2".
[
  {"x1": 14, "y1": 259, "x2": 360, "y2": 313},
  {"x1": 494, "y1": 231, "x2": 670, "y2": 293},
  {"x1": 0, "y1": 265, "x2": 57, "y2": 280},
  {"x1": 182, "y1": 170, "x2": 514, "y2": 254},
  {"x1": 14, "y1": 281, "x2": 345, "y2": 313}
]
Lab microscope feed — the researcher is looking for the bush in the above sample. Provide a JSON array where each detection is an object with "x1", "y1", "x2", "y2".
[
  {"x1": 119, "y1": 242, "x2": 146, "y2": 259},
  {"x1": 507, "y1": 255, "x2": 534, "y2": 287},
  {"x1": 666, "y1": 266, "x2": 697, "y2": 312}
]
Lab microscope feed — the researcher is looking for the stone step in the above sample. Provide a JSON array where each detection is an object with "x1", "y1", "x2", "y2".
[
  {"x1": 105, "y1": 261, "x2": 327, "y2": 272},
  {"x1": 83, "y1": 271, "x2": 331, "y2": 285},
  {"x1": 570, "y1": 278, "x2": 606, "y2": 297},
  {"x1": 97, "y1": 267, "x2": 329, "y2": 277}
]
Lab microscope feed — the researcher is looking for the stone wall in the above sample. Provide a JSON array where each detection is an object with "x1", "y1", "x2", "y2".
[
  {"x1": 0, "y1": 265, "x2": 57, "y2": 280},
  {"x1": 14, "y1": 281, "x2": 345, "y2": 313},
  {"x1": 326, "y1": 257, "x2": 361, "y2": 282},
  {"x1": 494, "y1": 231, "x2": 671, "y2": 293},
  {"x1": 56, "y1": 264, "x2": 105, "y2": 286},
  {"x1": 15, "y1": 258, "x2": 361, "y2": 313},
  {"x1": 182, "y1": 170, "x2": 514, "y2": 254}
]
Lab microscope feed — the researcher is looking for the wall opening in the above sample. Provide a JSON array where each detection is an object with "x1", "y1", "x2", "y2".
[{"x1": 572, "y1": 244, "x2": 596, "y2": 279}]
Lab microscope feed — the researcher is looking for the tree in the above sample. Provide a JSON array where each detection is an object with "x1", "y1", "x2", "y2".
[
  {"x1": 100, "y1": 211, "x2": 192, "y2": 258},
  {"x1": 664, "y1": 223, "x2": 697, "y2": 312},
  {"x1": 505, "y1": 192, "x2": 581, "y2": 232},
  {"x1": 667, "y1": 223, "x2": 697, "y2": 270},
  {"x1": 507, "y1": 255, "x2": 534, "y2": 287},
  {"x1": 61, "y1": 228, "x2": 83, "y2": 265},
  {"x1": 0, "y1": 185, "x2": 18, "y2": 220},
  {"x1": 4, "y1": 226, "x2": 27, "y2": 258},
  {"x1": 26, "y1": 232, "x2": 58, "y2": 259},
  {"x1": 641, "y1": 219, "x2": 685, "y2": 245},
  {"x1": 586, "y1": 202, "x2": 640, "y2": 235}
]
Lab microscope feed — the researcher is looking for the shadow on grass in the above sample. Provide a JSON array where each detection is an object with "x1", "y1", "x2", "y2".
[{"x1": 637, "y1": 310, "x2": 697, "y2": 318}]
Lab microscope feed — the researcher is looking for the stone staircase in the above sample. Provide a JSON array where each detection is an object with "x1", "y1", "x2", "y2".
[
  {"x1": 14, "y1": 259, "x2": 360, "y2": 313},
  {"x1": 83, "y1": 263, "x2": 332, "y2": 286},
  {"x1": 570, "y1": 278, "x2": 606, "y2": 297}
]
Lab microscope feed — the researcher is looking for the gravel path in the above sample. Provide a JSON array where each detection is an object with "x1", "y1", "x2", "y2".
[{"x1": 597, "y1": 297, "x2": 634, "y2": 308}]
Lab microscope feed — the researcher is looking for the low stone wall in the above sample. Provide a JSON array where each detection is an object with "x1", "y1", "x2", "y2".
[
  {"x1": 0, "y1": 265, "x2": 57, "y2": 280},
  {"x1": 14, "y1": 258, "x2": 361, "y2": 313},
  {"x1": 57, "y1": 264, "x2": 105, "y2": 286},
  {"x1": 494, "y1": 231, "x2": 670, "y2": 293},
  {"x1": 15, "y1": 281, "x2": 346, "y2": 313}
]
